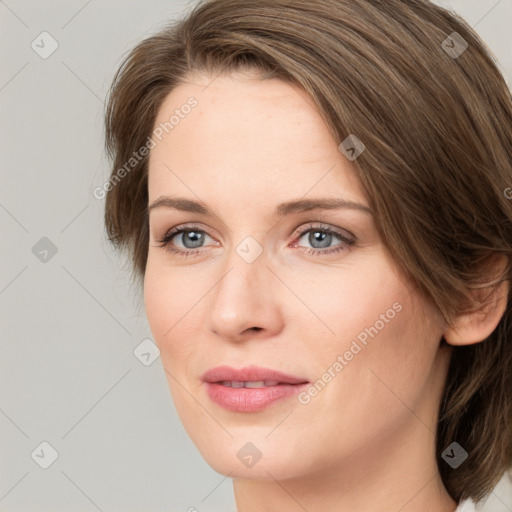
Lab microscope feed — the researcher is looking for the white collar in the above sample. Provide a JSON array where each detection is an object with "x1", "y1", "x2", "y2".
[{"x1": 455, "y1": 497, "x2": 477, "y2": 512}]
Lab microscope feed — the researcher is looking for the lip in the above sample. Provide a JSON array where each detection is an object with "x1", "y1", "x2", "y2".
[
  {"x1": 202, "y1": 365, "x2": 310, "y2": 412},
  {"x1": 202, "y1": 365, "x2": 308, "y2": 385}
]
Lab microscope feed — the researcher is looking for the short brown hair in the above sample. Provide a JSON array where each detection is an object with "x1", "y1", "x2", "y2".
[{"x1": 103, "y1": 0, "x2": 512, "y2": 501}]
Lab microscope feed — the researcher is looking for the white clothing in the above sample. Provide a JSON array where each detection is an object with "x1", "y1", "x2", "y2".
[{"x1": 455, "y1": 497, "x2": 477, "y2": 512}]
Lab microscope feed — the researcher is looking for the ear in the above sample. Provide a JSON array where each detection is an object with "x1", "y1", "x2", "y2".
[{"x1": 443, "y1": 255, "x2": 510, "y2": 346}]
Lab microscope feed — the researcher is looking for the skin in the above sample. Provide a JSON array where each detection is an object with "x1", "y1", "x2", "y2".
[{"x1": 143, "y1": 70, "x2": 508, "y2": 512}]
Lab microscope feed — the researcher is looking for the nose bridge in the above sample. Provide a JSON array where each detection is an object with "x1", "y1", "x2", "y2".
[
  {"x1": 214, "y1": 238, "x2": 268, "y2": 312},
  {"x1": 207, "y1": 235, "x2": 282, "y2": 337}
]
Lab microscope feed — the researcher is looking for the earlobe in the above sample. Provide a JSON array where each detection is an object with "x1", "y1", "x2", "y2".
[{"x1": 443, "y1": 256, "x2": 510, "y2": 346}]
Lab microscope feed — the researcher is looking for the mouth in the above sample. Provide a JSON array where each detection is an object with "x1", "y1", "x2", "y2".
[
  {"x1": 217, "y1": 380, "x2": 282, "y2": 388},
  {"x1": 202, "y1": 365, "x2": 310, "y2": 412}
]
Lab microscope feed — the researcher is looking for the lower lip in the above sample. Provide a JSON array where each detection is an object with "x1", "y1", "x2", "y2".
[{"x1": 205, "y1": 382, "x2": 309, "y2": 412}]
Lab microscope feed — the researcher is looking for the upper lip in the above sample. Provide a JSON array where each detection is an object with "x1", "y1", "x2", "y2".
[{"x1": 202, "y1": 365, "x2": 309, "y2": 384}]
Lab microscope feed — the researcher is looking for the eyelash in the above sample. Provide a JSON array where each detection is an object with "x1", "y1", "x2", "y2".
[{"x1": 156, "y1": 222, "x2": 355, "y2": 258}]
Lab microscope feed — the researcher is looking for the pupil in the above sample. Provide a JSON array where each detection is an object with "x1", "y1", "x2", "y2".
[
  {"x1": 310, "y1": 230, "x2": 331, "y2": 249},
  {"x1": 184, "y1": 231, "x2": 203, "y2": 248}
]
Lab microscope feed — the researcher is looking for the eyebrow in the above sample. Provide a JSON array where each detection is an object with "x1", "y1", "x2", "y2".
[{"x1": 148, "y1": 196, "x2": 373, "y2": 217}]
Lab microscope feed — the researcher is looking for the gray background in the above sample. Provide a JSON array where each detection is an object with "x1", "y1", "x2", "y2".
[{"x1": 1, "y1": 1, "x2": 511, "y2": 511}]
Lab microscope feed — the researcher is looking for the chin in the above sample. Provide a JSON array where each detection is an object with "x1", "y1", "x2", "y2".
[{"x1": 191, "y1": 433, "x2": 312, "y2": 481}]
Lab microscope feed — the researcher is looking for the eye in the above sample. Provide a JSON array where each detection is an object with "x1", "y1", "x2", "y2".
[
  {"x1": 291, "y1": 223, "x2": 355, "y2": 256},
  {"x1": 156, "y1": 223, "x2": 216, "y2": 257},
  {"x1": 155, "y1": 222, "x2": 355, "y2": 257}
]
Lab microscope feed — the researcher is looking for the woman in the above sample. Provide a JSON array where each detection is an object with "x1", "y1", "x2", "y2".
[{"x1": 102, "y1": 0, "x2": 512, "y2": 510}]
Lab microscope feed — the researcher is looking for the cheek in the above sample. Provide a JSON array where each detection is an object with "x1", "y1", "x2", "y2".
[
  {"x1": 309, "y1": 286, "x2": 441, "y2": 438},
  {"x1": 281, "y1": 257, "x2": 402, "y2": 360},
  {"x1": 143, "y1": 257, "x2": 200, "y2": 361},
  {"x1": 291, "y1": 260, "x2": 438, "y2": 410},
  {"x1": 143, "y1": 262, "x2": 172, "y2": 344},
  {"x1": 143, "y1": 260, "x2": 205, "y2": 416}
]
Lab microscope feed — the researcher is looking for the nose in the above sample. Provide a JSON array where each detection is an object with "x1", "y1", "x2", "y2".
[{"x1": 207, "y1": 244, "x2": 284, "y2": 343}]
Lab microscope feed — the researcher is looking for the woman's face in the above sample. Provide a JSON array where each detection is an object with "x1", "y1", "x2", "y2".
[{"x1": 144, "y1": 71, "x2": 451, "y2": 481}]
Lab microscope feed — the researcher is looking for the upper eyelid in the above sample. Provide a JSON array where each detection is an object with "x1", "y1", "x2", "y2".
[{"x1": 295, "y1": 223, "x2": 352, "y2": 236}]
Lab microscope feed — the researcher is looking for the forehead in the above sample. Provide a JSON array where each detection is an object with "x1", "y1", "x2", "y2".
[
  {"x1": 148, "y1": 72, "x2": 367, "y2": 205},
  {"x1": 152, "y1": 72, "x2": 330, "y2": 145}
]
